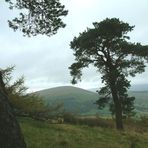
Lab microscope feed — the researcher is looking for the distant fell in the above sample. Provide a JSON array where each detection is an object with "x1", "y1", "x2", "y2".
[
  {"x1": 88, "y1": 84, "x2": 148, "y2": 92},
  {"x1": 34, "y1": 86, "x2": 101, "y2": 115},
  {"x1": 34, "y1": 86, "x2": 148, "y2": 116},
  {"x1": 36, "y1": 86, "x2": 97, "y2": 98}
]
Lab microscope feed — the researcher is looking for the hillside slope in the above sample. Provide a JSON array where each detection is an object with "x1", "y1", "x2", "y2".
[
  {"x1": 36, "y1": 86, "x2": 98, "y2": 102},
  {"x1": 34, "y1": 86, "x2": 148, "y2": 116},
  {"x1": 129, "y1": 91, "x2": 148, "y2": 115},
  {"x1": 35, "y1": 86, "x2": 101, "y2": 115}
]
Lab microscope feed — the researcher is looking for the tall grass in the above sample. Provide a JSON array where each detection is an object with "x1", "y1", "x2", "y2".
[{"x1": 19, "y1": 117, "x2": 148, "y2": 148}]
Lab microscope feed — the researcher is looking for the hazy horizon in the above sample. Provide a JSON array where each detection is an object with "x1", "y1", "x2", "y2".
[{"x1": 30, "y1": 83, "x2": 148, "y2": 93}]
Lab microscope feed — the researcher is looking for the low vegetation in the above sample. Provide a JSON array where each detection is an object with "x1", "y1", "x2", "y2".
[{"x1": 19, "y1": 117, "x2": 148, "y2": 148}]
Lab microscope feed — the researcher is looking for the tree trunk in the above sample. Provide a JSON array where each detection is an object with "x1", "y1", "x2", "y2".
[
  {"x1": 110, "y1": 83, "x2": 124, "y2": 130},
  {"x1": 0, "y1": 72, "x2": 27, "y2": 148},
  {"x1": 114, "y1": 97, "x2": 123, "y2": 130}
]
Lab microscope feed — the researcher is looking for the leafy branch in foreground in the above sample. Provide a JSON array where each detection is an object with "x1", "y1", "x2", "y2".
[
  {"x1": 1, "y1": 66, "x2": 45, "y2": 116},
  {"x1": 5, "y1": 0, "x2": 68, "y2": 37}
]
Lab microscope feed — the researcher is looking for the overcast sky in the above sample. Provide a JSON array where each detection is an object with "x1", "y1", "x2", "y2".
[{"x1": 0, "y1": 0, "x2": 148, "y2": 92}]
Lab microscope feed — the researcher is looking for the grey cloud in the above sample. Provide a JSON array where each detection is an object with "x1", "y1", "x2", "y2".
[{"x1": 0, "y1": 0, "x2": 148, "y2": 91}]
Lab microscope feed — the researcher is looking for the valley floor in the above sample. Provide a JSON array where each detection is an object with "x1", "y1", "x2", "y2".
[{"x1": 19, "y1": 117, "x2": 148, "y2": 148}]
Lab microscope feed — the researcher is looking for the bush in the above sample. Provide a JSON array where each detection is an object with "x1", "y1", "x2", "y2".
[
  {"x1": 62, "y1": 112, "x2": 114, "y2": 128},
  {"x1": 62, "y1": 112, "x2": 78, "y2": 124},
  {"x1": 77, "y1": 117, "x2": 114, "y2": 128},
  {"x1": 138, "y1": 115, "x2": 148, "y2": 131}
]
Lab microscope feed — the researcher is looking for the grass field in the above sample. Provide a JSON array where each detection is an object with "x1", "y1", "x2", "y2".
[{"x1": 20, "y1": 117, "x2": 148, "y2": 148}]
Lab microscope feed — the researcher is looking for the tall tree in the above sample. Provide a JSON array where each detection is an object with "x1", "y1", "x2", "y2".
[
  {"x1": 0, "y1": 0, "x2": 68, "y2": 147},
  {"x1": 69, "y1": 18, "x2": 148, "y2": 130}
]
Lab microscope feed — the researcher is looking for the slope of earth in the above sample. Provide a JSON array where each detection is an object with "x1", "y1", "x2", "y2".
[{"x1": 35, "y1": 86, "x2": 104, "y2": 115}]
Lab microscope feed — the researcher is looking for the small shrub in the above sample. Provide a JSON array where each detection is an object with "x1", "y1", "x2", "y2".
[
  {"x1": 62, "y1": 112, "x2": 78, "y2": 124},
  {"x1": 59, "y1": 140, "x2": 68, "y2": 146},
  {"x1": 77, "y1": 117, "x2": 114, "y2": 128},
  {"x1": 130, "y1": 142, "x2": 136, "y2": 148},
  {"x1": 140, "y1": 115, "x2": 148, "y2": 126},
  {"x1": 62, "y1": 113, "x2": 114, "y2": 128}
]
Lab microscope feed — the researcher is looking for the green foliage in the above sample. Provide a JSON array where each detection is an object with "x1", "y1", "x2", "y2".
[
  {"x1": 2, "y1": 66, "x2": 65, "y2": 120},
  {"x1": 2, "y1": 66, "x2": 27, "y2": 95},
  {"x1": 19, "y1": 117, "x2": 148, "y2": 148},
  {"x1": 69, "y1": 18, "x2": 148, "y2": 129},
  {"x1": 62, "y1": 112, "x2": 78, "y2": 124},
  {"x1": 5, "y1": 0, "x2": 68, "y2": 36},
  {"x1": 96, "y1": 95, "x2": 136, "y2": 119},
  {"x1": 1, "y1": 66, "x2": 48, "y2": 117}
]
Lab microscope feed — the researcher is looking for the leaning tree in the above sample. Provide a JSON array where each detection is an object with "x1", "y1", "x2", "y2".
[
  {"x1": 69, "y1": 18, "x2": 148, "y2": 130},
  {"x1": 0, "y1": 0, "x2": 68, "y2": 147}
]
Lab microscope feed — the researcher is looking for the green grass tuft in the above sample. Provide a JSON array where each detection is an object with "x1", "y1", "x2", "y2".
[{"x1": 19, "y1": 117, "x2": 148, "y2": 148}]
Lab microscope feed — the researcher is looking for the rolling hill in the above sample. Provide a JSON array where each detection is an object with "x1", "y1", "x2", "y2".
[
  {"x1": 129, "y1": 91, "x2": 148, "y2": 115},
  {"x1": 34, "y1": 86, "x2": 102, "y2": 115},
  {"x1": 34, "y1": 86, "x2": 148, "y2": 116}
]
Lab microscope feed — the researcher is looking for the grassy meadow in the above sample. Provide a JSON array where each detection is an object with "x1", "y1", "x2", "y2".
[
  {"x1": 19, "y1": 117, "x2": 148, "y2": 148},
  {"x1": 22, "y1": 86, "x2": 148, "y2": 147}
]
